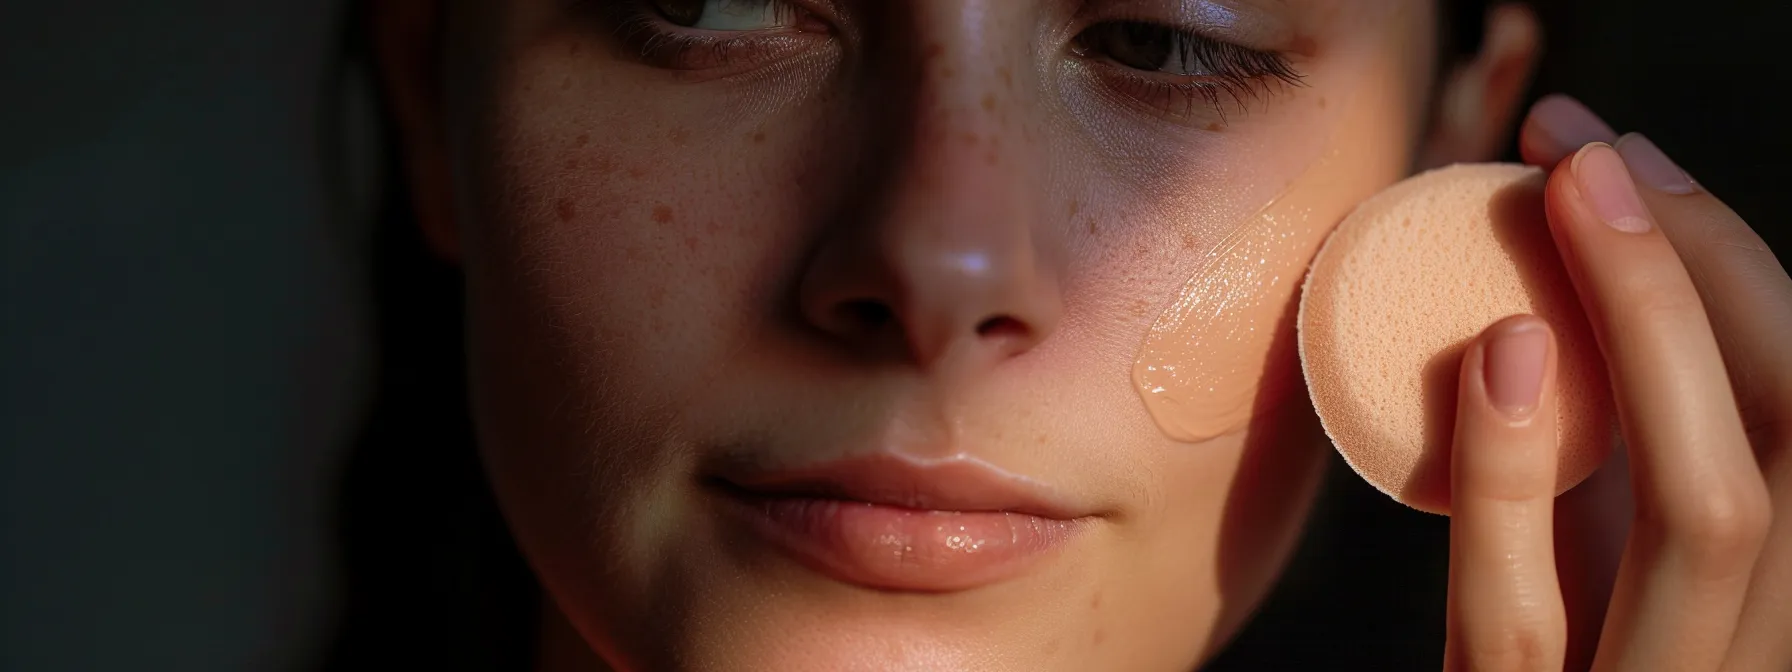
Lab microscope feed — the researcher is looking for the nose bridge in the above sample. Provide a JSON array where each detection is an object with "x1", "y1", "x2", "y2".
[
  {"x1": 880, "y1": 7, "x2": 1055, "y2": 365},
  {"x1": 798, "y1": 2, "x2": 1062, "y2": 373}
]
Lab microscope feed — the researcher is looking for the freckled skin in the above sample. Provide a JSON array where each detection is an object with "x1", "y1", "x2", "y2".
[{"x1": 400, "y1": 1, "x2": 1452, "y2": 670}]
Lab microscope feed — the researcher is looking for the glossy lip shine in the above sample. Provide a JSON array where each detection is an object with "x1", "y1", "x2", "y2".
[{"x1": 707, "y1": 455, "x2": 1092, "y2": 592}]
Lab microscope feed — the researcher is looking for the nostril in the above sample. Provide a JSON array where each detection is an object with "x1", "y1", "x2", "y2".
[
  {"x1": 837, "y1": 300, "x2": 894, "y2": 333},
  {"x1": 975, "y1": 315, "x2": 1027, "y2": 340}
]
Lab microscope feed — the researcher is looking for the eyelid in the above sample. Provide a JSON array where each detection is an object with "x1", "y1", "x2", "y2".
[{"x1": 1094, "y1": 0, "x2": 1296, "y2": 52}]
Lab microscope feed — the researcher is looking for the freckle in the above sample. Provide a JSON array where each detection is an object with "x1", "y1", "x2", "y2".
[
  {"x1": 1181, "y1": 231, "x2": 1197, "y2": 249},
  {"x1": 560, "y1": 76, "x2": 571, "y2": 90},
  {"x1": 940, "y1": 66, "x2": 955, "y2": 79},
  {"x1": 704, "y1": 220, "x2": 721, "y2": 235},
  {"x1": 1092, "y1": 629, "x2": 1105, "y2": 645},
  {"x1": 1205, "y1": 121, "x2": 1223, "y2": 132},
  {"x1": 960, "y1": 132, "x2": 979, "y2": 146},
  {"x1": 683, "y1": 235, "x2": 698, "y2": 251},
  {"x1": 1087, "y1": 218, "x2": 1098, "y2": 234},
  {"x1": 1091, "y1": 592, "x2": 1101, "y2": 609},
  {"x1": 652, "y1": 204, "x2": 674, "y2": 223},
  {"x1": 751, "y1": 131, "x2": 766, "y2": 143},
  {"x1": 555, "y1": 197, "x2": 576, "y2": 222},
  {"x1": 1318, "y1": 96, "x2": 1327, "y2": 109},
  {"x1": 984, "y1": 150, "x2": 998, "y2": 166},
  {"x1": 998, "y1": 66, "x2": 1013, "y2": 88},
  {"x1": 565, "y1": 157, "x2": 579, "y2": 170},
  {"x1": 1066, "y1": 199, "x2": 1080, "y2": 217},
  {"x1": 1043, "y1": 638, "x2": 1060, "y2": 655},
  {"x1": 670, "y1": 127, "x2": 689, "y2": 145},
  {"x1": 980, "y1": 94, "x2": 996, "y2": 112},
  {"x1": 628, "y1": 166, "x2": 646, "y2": 179},
  {"x1": 575, "y1": 133, "x2": 589, "y2": 147}
]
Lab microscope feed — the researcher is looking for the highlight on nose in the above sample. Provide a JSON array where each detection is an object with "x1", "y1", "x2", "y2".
[{"x1": 799, "y1": 236, "x2": 1061, "y2": 371}]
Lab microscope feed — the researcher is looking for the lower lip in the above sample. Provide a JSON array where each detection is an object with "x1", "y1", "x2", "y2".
[{"x1": 713, "y1": 488, "x2": 1083, "y2": 592}]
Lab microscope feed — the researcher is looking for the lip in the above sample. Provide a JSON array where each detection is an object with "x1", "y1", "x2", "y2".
[{"x1": 705, "y1": 454, "x2": 1092, "y2": 592}]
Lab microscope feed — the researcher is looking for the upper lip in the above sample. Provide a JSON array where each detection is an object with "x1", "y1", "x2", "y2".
[{"x1": 708, "y1": 453, "x2": 1087, "y2": 520}]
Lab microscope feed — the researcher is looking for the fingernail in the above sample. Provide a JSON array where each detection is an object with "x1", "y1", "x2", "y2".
[
  {"x1": 1530, "y1": 95, "x2": 1618, "y2": 155},
  {"x1": 1572, "y1": 143, "x2": 1654, "y2": 233},
  {"x1": 1484, "y1": 321, "x2": 1549, "y2": 418},
  {"x1": 1615, "y1": 133, "x2": 1698, "y2": 194}
]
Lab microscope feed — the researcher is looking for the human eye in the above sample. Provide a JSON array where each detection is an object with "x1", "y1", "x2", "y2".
[
  {"x1": 1071, "y1": 19, "x2": 1303, "y2": 122},
  {"x1": 607, "y1": 0, "x2": 831, "y2": 72}
]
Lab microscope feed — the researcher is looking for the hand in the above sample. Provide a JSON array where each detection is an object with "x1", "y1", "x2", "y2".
[{"x1": 1442, "y1": 94, "x2": 1792, "y2": 671}]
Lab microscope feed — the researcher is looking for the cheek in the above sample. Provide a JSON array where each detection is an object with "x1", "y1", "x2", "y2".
[{"x1": 458, "y1": 57, "x2": 836, "y2": 411}]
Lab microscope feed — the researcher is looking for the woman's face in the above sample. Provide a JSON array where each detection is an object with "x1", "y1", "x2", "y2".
[{"x1": 417, "y1": 1, "x2": 1443, "y2": 669}]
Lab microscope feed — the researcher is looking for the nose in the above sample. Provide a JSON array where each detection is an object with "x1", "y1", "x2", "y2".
[{"x1": 798, "y1": 33, "x2": 1063, "y2": 375}]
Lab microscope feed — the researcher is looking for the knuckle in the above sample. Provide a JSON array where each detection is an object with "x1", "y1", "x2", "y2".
[
  {"x1": 1662, "y1": 483, "x2": 1772, "y2": 570},
  {"x1": 1463, "y1": 625, "x2": 1564, "y2": 672},
  {"x1": 1615, "y1": 273, "x2": 1705, "y2": 325}
]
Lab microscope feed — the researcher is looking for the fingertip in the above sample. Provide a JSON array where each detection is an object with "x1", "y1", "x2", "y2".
[{"x1": 1521, "y1": 94, "x2": 1618, "y2": 168}]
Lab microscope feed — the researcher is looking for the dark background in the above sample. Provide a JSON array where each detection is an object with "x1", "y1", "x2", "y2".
[{"x1": 2, "y1": 1, "x2": 1784, "y2": 670}]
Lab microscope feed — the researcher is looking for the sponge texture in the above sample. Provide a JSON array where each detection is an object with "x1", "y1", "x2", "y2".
[{"x1": 1299, "y1": 163, "x2": 1614, "y2": 514}]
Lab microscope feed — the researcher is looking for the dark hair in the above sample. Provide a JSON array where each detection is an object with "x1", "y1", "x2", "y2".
[{"x1": 320, "y1": 3, "x2": 1492, "y2": 670}]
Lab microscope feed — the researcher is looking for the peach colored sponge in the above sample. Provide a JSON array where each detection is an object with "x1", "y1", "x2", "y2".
[{"x1": 1298, "y1": 163, "x2": 1614, "y2": 514}]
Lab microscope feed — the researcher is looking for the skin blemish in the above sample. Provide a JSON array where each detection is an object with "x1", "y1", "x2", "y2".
[
  {"x1": 984, "y1": 150, "x2": 999, "y2": 166},
  {"x1": 981, "y1": 93, "x2": 996, "y2": 112},
  {"x1": 627, "y1": 166, "x2": 647, "y2": 179},
  {"x1": 565, "y1": 157, "x2": 579, "y2": 170},
  {"x1": 1087, "y1": 218, "x2": 1098, "y2": 235},
  {"x1": 1318, "y1": 96, "x2": 1327, "y2": 109},
  {"x1": 575, "y1": 133, "x2": 590, "y2": 147},
  {"x1": 561, "y1": 76, "x2": 572, "y2": 91},
  {"x1": 1066, "y1": 199, "x2": 1080, "y2": 217},
  {"x1": 683, "y1": 235, "x2": 699, "y2": 251},
  {"x1": 998, "y1": 66, "x2": 1013, "y2": 89},
  {"x1": 555, "y1": 197, "x2": 576, "y2": 222},
  {"x1": 751, "y1": 130, "x2": 766, "y2": 143},
  {"x1": 670, "y1": 127, "x2": 689, "y2": 145},
  {"x1": 960, "y1": 132, "x2": 980, "y2": 147},
  {"x1": 1092, "y1": 629, "x2": 1106, "y2": 645},
  {"x1": 652, "y1": 204, "x2": 674, "y2": 223},
  {"x1": 1205, "y1": 122, "x2": 1224, "y2": 132}
]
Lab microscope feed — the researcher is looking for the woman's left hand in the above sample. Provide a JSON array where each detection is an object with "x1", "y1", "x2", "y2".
[{"x1": 1441, "y1": 94, "x2": 1792, "y2": 670}]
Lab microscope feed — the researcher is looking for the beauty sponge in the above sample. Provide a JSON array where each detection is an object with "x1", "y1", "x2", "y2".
[{"x1": 1298, "y1": 163, "x2": 1614, "y2": 515}]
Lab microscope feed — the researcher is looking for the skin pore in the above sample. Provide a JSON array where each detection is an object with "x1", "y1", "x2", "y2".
[{"x1": 375, "y1": 1, "x2": 1535, "y2": 669}]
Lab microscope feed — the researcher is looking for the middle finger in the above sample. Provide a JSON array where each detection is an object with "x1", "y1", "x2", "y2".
[{"x1": 1545, "y1": 143, "x2": 1770, "y2": 670}]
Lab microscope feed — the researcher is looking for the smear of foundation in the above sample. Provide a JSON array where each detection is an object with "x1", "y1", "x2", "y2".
[{"x1": 1133, "y1": 64, "x2": 1410, "y2": 443}]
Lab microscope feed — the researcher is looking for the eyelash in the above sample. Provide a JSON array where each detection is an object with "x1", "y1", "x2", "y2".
[
  {"x1": 605, "y1": 0, "x2": 822, "y2": 71},
  {"x1": 600, "y1": 1, "x2": 1304, "y2": 120},
  {"x1": 1071, "y1": 22, "x2": 1305, "y2": 122}
]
